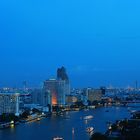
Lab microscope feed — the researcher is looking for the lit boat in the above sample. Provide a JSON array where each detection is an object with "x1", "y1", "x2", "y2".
[
  {"x1": 86, "y1": 127, "x2": 94, "y2": 133},
  {"x1": 0, "y1": 123, "x2": 10, "y2": 129},
  {"x1": 37, "y1": 118, "x2": 41, "y2": 121},
  {"x1": 53, "y1": 137, "x2": 64, "y2": 140},
  {"x1": 0, "y1": 121, "x2": 15, "y2": 129},
  {"x1": 84, "y1": 115, "x2": 93, "y2": 120},
  {"x1": 130, "y1": 110, "x2": 137, "y2": 114}
]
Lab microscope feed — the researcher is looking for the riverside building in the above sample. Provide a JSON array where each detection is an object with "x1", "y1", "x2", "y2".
[
  {"x1": 43, "y1": 79, "x2": 70, "y2": 107},
  {"x1": 0, "y1": 92, "x2": 20, "y2": 116}
]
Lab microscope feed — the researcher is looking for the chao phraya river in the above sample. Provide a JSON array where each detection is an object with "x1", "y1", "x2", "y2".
[{"x1": 1, "y1": 105, "x2": 139, "y2": 140}]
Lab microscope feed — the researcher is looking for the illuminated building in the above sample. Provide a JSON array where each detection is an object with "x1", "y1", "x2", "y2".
[
  {"x1": 43, "y1": 79, "x2": 70, "y2": 106},
  {"x1": 85, "y1": 88, "x2": 103, "y2": 102},
  {"x1": 66, "y1": 95, "x2": 78, "y2": 105},
  {"x1": 41, "y1": 89, "x2": 52, "y2": 112},
  {"x1": 30, "y1": 88, "x2": 52, "y2": 112},
  {"x1": 0, "y1": 93, "x2": 20, "y2": 116}
]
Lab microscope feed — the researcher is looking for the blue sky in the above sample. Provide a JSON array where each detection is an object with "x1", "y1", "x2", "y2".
[{"x1": 0, "y1": 0, "x2": 140, "y2": 88}]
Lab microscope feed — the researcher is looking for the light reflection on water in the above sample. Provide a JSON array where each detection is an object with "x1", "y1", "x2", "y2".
[{"x1": 0, "y1": 106, "x2": 137, "y2": 140}]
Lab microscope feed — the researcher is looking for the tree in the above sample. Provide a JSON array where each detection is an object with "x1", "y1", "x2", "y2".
[
  {"x1": 75, "y1": 101, "x2": 84, "y2": 107},
  {"x1": 20, "y1": 110, "x2": 30, "y2": 119},
  {"x1": 0, "y1": 113, "x2": 19, "y2": 122},
  {"x1": 92, "y1": 100, "x2": 98, "y2": 106},
  {"x1": 90, "y1": 133, "x2": 108, "y2": 140},
  {"x1": 32, "y1": 108, "x2": 41, "y2": 114}
]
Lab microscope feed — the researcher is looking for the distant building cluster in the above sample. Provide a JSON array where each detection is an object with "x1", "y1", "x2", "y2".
[
  {"x1": 31, "y1": 67, "x2": 70, "y2": 111},
  {"x1": 0, "y1": 66, "x2": 106, "y2": 116},
  {"x1": 85, "y1": 88, "x2": 104, "y2": 102}
]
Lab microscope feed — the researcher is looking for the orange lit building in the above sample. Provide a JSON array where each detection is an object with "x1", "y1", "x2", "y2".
[{"x1": 43, "y1": 79, "x2": 70, "y2": 106}]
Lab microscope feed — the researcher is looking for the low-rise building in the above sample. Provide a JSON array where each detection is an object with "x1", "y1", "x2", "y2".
[
  {"x1": 85, "y1": 88, "x2": 103, "y2": 102},
  {"x1": 66, "y1": 95, "x2": 78, "y2": 105}
]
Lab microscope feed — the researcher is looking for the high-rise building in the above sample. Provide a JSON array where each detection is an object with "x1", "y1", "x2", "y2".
[
  {"x1": 57, "y1": 66, "x2": 69, "y2": 81},
  {"x1": 57, "y1": 80, "x2": 69, "y2": 105},
  {"x1": 43, "y1": 79, "x2": 70, "y2": 106},
  {"x1": 31, "y1": 89, "x2": 42, "y2": 105},
  {"x1": 43, "y1": 79, "x2": 58, "y2": 106},
  {"x1": 41, "y1": 89, "x2": 52, "y2": 108},
  {"x1": 30, "y1": 88, "x2": 52, "y2": 112},
  {"x1": 43, "y1": 67, "x2": 70, "y2": 107},
  {"x1": 0, "y1": 93, "x2": 20, "y2": 116}
]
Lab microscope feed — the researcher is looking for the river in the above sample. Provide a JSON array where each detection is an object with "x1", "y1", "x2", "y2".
[{"x1": 0, "y1": 106, "x2": 137, "y2": 140}]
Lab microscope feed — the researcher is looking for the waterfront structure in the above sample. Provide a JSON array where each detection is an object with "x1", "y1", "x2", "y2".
[
  {"x1": 20, "y1": 92, "x2": 32, "y2": 104},
  {"x1": 43, "y1": 67, "x2": 70, "y2": 107},
  {"x1": 25, "y1": 67, "x2": 71, "y2": 110},
  {"x1": 66, "y1": 95, "x2": 78, "y2": 105},
  {"x1": 85, "y1": 88, "x2": 103, "y2": 102},
  {"x1": 41, "y1": 90, "x2": 52, "y2": 107},
  {"x1": 41, "y1": 89, "x2": 52, "y2": 112},
  {"x1": 30, "y1": 88, "x2": 52, "y2": 112},
  {"x1": 43, "y1": 79, "x2": 70, "y2": 106},
  {"x1": 31, "y1": 89, "x2": 42, "y2": 105},
  {"x1": 0, "y1": 93, "x2": 20, "y2": 116},
  {"x1": 43, "y1": 79, "x2": 58, "y2": 106}
]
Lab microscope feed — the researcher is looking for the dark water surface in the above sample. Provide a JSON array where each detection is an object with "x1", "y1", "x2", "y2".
[{"x1": 0, "y1": 106, "x2": 132, "y2": 140}]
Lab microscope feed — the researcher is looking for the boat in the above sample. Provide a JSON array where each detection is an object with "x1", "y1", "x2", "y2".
[
  {"x1": 0, "y1": 123, "x2": 10, "y2": 129},
  {"x1": 130, "y1": 110, "x2": 137, "y2": 114},
  {"x1": 0, "y1": 121, "x2": 15, "y2": 129},
  {"x1": 53, "y1": 137, "x2": 64, "y2": 140},
  {"x1": 84, "y1": 115, "x2": 93, "y2": 120},
  {"x1": 37, "y1": 118, "x2": 41, "y2": 121},
  {"x1": 86, "y1": 127, "x2": 94, "y2": 133}
]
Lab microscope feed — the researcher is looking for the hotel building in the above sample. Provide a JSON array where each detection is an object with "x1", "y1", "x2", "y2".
[{"x1": 43, "y1": 79, "x2": 70, "y2": 106}]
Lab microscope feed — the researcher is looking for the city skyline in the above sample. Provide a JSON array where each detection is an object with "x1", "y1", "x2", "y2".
[
  {"x1": 1, "y1": 1, "x2": 140, "y2": 140},
  {"x1": 0, "y1": 0, "x2": 140, "y2": 87}
]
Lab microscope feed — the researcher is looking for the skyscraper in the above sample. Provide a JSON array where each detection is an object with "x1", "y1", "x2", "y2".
[
  {"x1": 57, "y1": 66, "x2": 69, "y2": 81},
  {"x1": 43, "y1": 79, "x2": 58, "y2": 106},
  {"x1": 43, "y1": 67, "x2": 70, "y2": 107}
]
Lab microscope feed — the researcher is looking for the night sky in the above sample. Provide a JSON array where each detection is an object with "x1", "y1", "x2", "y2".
[{"x1": 0, "y1": 0, "x2": 140, "y2": 88}]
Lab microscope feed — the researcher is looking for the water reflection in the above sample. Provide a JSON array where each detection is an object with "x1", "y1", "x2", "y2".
[{"x1": 0, "y1": 106, "x2": 133, "y2": 140}]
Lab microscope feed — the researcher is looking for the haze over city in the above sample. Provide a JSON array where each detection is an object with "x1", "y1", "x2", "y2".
[{"x1": 0, "y1": 0, "x2": 140, "y2": 87}]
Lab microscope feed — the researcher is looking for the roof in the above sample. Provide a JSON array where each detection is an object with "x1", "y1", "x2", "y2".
[{"x1": 0, "y1": 92, "x2": 20, "y2": 96}]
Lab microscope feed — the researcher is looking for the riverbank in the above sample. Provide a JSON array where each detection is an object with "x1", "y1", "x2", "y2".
[
  {"x1": 0, "y1": 106, "x2": 132, "y2": 140},
  {"x1": 90, "y1": 110, "x2": 140, "y2": 140}
]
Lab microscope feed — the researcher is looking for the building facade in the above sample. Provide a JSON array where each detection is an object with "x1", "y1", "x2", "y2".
[
  {"x1": 31, "y1": 89, "x2": 42, "y2": 105},
  {"x1": 0, "y1": 93, "x2": 20, "y2": 116},
  {"x1": 85, "y1": 88, "x2": 103, "y2": 102},
  {"x1": 66, "y1": 95, "x2": 78, "y2": 105},
  {"x1": 30, "y1": 88, "x2": 52, "y2": 112},
  {"x1": 43, "y1": 79, "x2": 70, "y2": 106}
]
